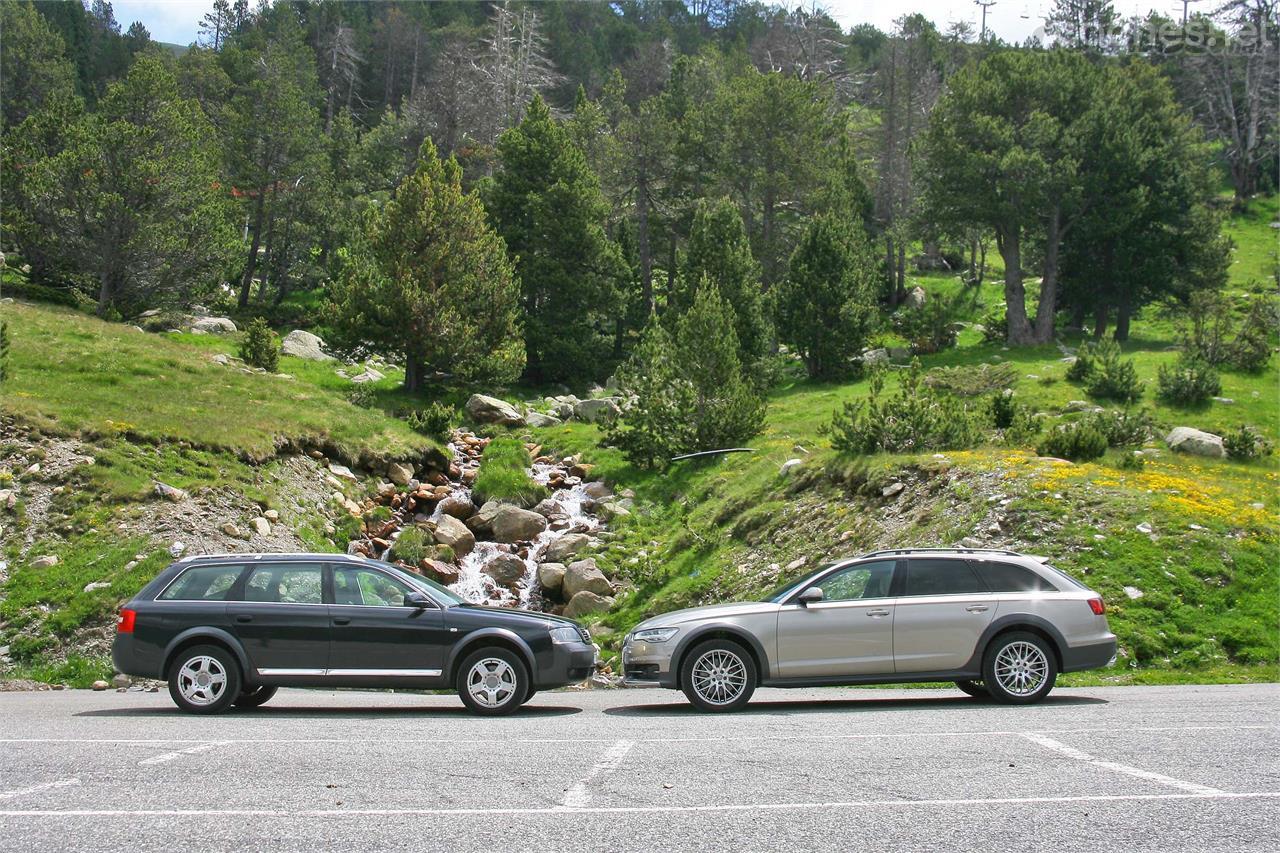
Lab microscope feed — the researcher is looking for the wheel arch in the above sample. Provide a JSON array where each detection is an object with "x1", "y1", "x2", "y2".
[
  {"x1": 162, "y1": 628, "x2": 250, "y2": 683},
  {"x1": 445, "y1": 628, "x2": 537, "y2": 684},
  {"x1": 671, "y1": 626, "x2": 769, "y2": 689},
  {"x1": 969, "y1": 615, "x2": 1067, "y2": 673}
]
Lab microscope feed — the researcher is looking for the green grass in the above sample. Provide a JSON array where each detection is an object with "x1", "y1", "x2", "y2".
[
  {"x1": 472, "y1": 437, "x2": 548, "y2": 507},
  {"x1": 6, "y1": 654, "x2": 114, "y2": 688},
  {"x1": 1222, "y1": 192, "x2": 1279, "y2": 290}
]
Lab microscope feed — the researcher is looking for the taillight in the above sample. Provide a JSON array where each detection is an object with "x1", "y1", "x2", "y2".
[
  {"x1": 1087, "y1": 598, "x2": 1105, "y2": 616},
  {"x1": 117, "y1": 609, "x2": 136, "y2": 634}
]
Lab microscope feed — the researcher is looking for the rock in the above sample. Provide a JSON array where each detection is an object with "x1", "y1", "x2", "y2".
[
  {"x1": 543, "y1": 533, "x2": 590, "y2": 563},
  {"x1": 1064, "y1": 400, "x2": 1093, "y2": 413},
  {"x1": 526, "y1": 411, "x2": 562, "y2": 428},
  {"x1": 24, "y1": 463, "x2": 40, "y2": 477},
  {"x1": 532, "y1": 497, "x2": 564, "y2": 519},
  {"x1": 250, "y1": 517, "x2": 271, "y2": 536},
  {"x1": 30, "y1": 555, "x2": 59, "y2": 569},
  {"x1": 431, "y1": 514, "x2": 475, "y2": 558},
  {"x1": 960, "y1": 537, "x2": 985, "y2": 549},
  {"x1": 862, "y1": 348, "x2": 889, "y2": 367},
  {"x1": 0, "y1": 489, "x2": 14, "y2": 510},
  {"x1": 574, "y1": 398, "x2": 621, "y2": 424},
  {"x1": 111, "y1": 674, "x2": 131, "y2": 689},
  {"x1": 598, "y1": 502, "x2": 631, "y2": 520},
  {"x1": 210, "y1": 353, "x2": 230, "y2": 365},
  {"x1": 465, "y1": 394, "x2": 525, "y2": 426},
  {"x1": 786, "y1": 556, "x2": 807, "y2": 572},
  {"x1": 1123, "y1": 585, "x2": 1144, "y2": 600},
  {"x1": 538, "y1": 562, "x2": 566, "y2": 592},
  {"x1": 482, "y1": 553, "x2": 527, "y2": 585},
  {"x1": 350, "y1": 367, "x2": 384, "y2": 383},
  {"x1": 582, "y1": 481, "x2": 613, "y2": 501},
  {"x1": 191, "y1": 316, "x2": 237, "y2": 334},
  {"x1": 1166, "y1": 426, "x2": 1225, "y2": 458},
  {"x1": 83, "y1": 581, "x2": 111, "y2": 593},
  {"x1": 889, "y1": 346, "x2": 912, "y2": 360},
  {"x1": 328, "y1": 463, "x2": 358, "y2": 481},
  {"x1": 387, "y1": 462, "x2": 414, "y2": 486},
  {"x1": 491, "y1": 504, "x2": 549, "y2": 543},
  {"x1": 263, "y1": 509, "x2": 279, "y2": 522},
  {"x1": 465, "y1": 501, "x2": 505, "y2": 534},
  {"x1": 91, "y1": 680, "x2": 110, "y2": 691},
  {"x1": 1136, "y1": 522, "x2": 1153, "y2": 534},
  {"x1": 780, "y1": 458, "x2": 804, "y2": 477},
  {"x1": 882, "y1": 482, "x2": 905, "y2": 498},
  {"x1": 905, "y1": 286, "x2": 927, "y2": 309},
  {"x1": 563, "y1": 558, "x2": 613, "y2": 599},
  {"x1": 221, "y1": 523, "x2": 242, "y2": 538},
  {"x1": 563, "y1": 590, "x2": 614, "y2": 619},
  {"x1": 153, "y1": 481, "x2": 188, "y2": 503},
  {"x1": 436, "y1": 495, "x2": 475, "y2": 520},
  {"x1": 420, "y1": 560, "x2": 459, "y2": 585},
  {"x1": 280, "y1": 329, "x2": 333, "y2": 361},
  {"x1": 1211, "y1": 397, "x2": 1234, "y2": 405}
]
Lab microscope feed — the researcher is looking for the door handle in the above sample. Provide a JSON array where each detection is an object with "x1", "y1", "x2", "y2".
[
  {"x1": 966, "y1": 605, "x2": 990, "y2": 613},
  {"x1": 332, "y1": 617, "x2": 351, "y2": 626},
  {"x1": 235, "y1": 615, "x2": 252, "y2": 623},
  {"x1": 865, "y1": 609, "x2": 890, "y2": 617}
]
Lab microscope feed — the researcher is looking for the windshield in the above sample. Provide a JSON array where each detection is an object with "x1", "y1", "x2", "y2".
[
  {"x1": 371, "y1": 560, "x2": 467, "y2": 605},
  {"x1": 761, "y1": 563, "x2": 836, "y2": 603}
]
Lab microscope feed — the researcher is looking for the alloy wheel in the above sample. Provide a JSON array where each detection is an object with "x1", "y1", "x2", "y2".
[
  {"x1": 690, "y1": 649, "x2": 747, "y2": 706},
  {"x1": 466, "y1": 657, "x2": 518, "y2": 709},
  {"x1": 993, "y1": 640, "x2": 1049, "y2": 696},
  {"x1": 177, "y1": 655, "x2": 228, "y2": 707}
]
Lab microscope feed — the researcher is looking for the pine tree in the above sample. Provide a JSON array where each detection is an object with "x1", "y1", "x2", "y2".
[
  {"x1": 677, "y1": 197, "x2": 769, "y2": 368},
  {"x1": 489, "y1": 94, "x2": 625, "y2": 383},
  {"x1": 330, "y1": 140, "x2": 524, "y2": 392},
  {"x1": 777, "y1": 214, "x2": 880, "y2": 379},
  {"x1": 0, "y1": 1, "x2": 78, "y2": 130},
  {"x1": 605, "y1": 320, "x2": 694, "y2": 468}
]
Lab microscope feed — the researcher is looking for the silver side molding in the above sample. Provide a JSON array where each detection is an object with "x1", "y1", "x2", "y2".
[{"x1": 256, "y1": 668, "x2": 442, "y2": 678}]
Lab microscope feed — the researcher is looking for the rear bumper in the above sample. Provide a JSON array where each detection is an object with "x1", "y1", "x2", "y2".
[
  {"x1": 111, "y1": 633, "x2": 161, "y2": 679},
  {"x1": 534, "y1": 643, "x2": 596, "y2": 688},
  {"x1": 1061, "y1": 637, "x2": 1118, "y2": 673}
]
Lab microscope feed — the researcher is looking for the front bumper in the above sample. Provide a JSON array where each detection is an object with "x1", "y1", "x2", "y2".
[
  {"x1": 535, "y1": 642, "x2": 597, "y2": 688},
  {"x1": 621, "y1": 638, "x2": 677, "y2": 688},
  {"x1": 1061, "y1": 637, "x2": 1119, "y2": 673}
]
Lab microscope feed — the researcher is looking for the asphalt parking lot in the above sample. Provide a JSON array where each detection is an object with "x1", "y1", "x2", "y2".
[{"x1": 1, "y1": 683, "x2": 1277, "y2": 852}]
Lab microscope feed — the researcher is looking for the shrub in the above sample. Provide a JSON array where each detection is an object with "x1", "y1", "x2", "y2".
[
  {"x1": 1003, "y1": 406, "x2": 1042, "y2": 446},
  {"x1": 1089, "y1": 408, "x2": 1154, "y2": 448},
  {"x1": 1116, "y1": 451, "x2": 1145, "y2": 471},
  {"x1": 979, "y1": 307, "x2": 1007, "y2": 344},
  {"x1": 238, "y1": 317, "x2": 279, "y2": 372},
  {"x1": 1081, "y1": 340, "x2": 1142, "y2": 403},
  {"x1": 472, "y1": 436, "x2": 548, "y2": 507},
  {"x1": 1037, "y1": 421, "x2": 1107, "y2": 462},
  {"x1": 925, "y1": 362, "x2": 1018, "y2": 397},
  {"x1": 347, "y1": 384, "x2": 376, "y2": 409},
  {"x1": 826, "y1": 361, "x2": 983, "y2": 454},
  {"x1": 1156, "y1": 355, "x2": 1220, "y2": 406},
  {"x1": 990, "y1": 390, "x2": 1016, "y2": 429},
  {"x1": 1223, "y1": 424, "x2": 1274, "y2": 460},
  {"x1": 391, "y1": 526, "x2": 429, "y2": 565},
  {"x1": 406, "y1": 402, "x2": 454, "y2": 440},
  {"x1": 1228, "y1": 296, "x2": 1276, "y2": 373},
  {"x1": 893, "y1": 299, "x2": 958, "y2": 354},
  {"x1": 333, "y1": 515, "x2": 365, "y2": 550}
]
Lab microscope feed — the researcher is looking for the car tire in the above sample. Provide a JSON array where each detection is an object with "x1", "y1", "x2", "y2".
[
  {"x1": 456, "y1": 648, "x2": 529, "y2": 716},
  {"x1": 234, "y1": 685, "x2": 278, "y2": 709},
  {"x1": 982, "y1": 631, "x2": 1057, "y2": 704},
  {"x1": 522, "y1": 688, "x2": 537, "y2": 705},
  {"x1": 167, "y1": 644, "x2": 242, "y2": 715},
  {"x1": 679, "y1": 639, "x2": 757, "y2": 713},
  {"x1": 955, "y1": 680, "x2": 991, "y2": 699}
]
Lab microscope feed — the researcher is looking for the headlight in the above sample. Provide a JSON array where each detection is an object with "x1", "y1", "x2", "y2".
[
  {"x1": 630, "y1": 627, "x2": 679, "y2": 644},
  {"x1": 549, "y1": 626, "x2": 582, "y2": 645}
]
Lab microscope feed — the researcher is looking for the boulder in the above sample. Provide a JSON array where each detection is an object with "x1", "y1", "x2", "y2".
[
  {"x1": 465, "y1": 500, "x2": 505, "y2": 534},
  {"x1": 525, "y1": 411, "x2": 562, "y2": 428},
  {"x1": 862, "y1": 348, "x2": 889, "y2": 367},
  {"x1": 537, "y1": 562, "x2": 566, "y2": 593},
  {"x1": 153, "y1": 481, "x2": 188, "y2": 503},
  {"x1": 83, "y1": 581, "x2": 112, "y2": 593},
  {"x1": 30, "y1": 555, "x2": 59, "y2": 569},
  {"x1": 436, "y1": 495, "x2": 475, "y2": 520},
  {"x1": 191, "y1": 316, "x2": 237, "y2": 334},
  {"x1": 598, "y1": 501, "x2": 631, "y2": 520},
  {"x1": 431, "y1": 514, "x2": 475, "y2": 558},
  {"x1": 543, "y1": 533, "x2": 590, "y2": 563},
  {"x1": 573, "y1": 398, "x2": 621, "y2": 424},
  {"x1": 350, "y1": 367, "x2": 384, "y2": 383},
  {"x1": 465, "y1": 394, "x2": 524, "y2": 426},
  {"x1": 779, "y1": 458, "x2": 803, "y2": 477},
  {"x1": 420, "y1": 560, "x2": 460, "y2": 585},
  {"x1": 482, "y1": 553, "x2": 528, "y2": 585},
  {"x1": 582, "y1": 481, "x2": 612, "y2": 500},
  {"x1": 387, "y1": 462, "x2": 414, "y2": 486},
  {"x1": 328, "y1": 463, "x2": 358, "y2": 481},
  {"x1": 221, "y1": 523, "x2": 242, "y2": 538},
  {"x1": 1166, "y1": 426, "x2": 1225, "y2": 458},
  {"x1": 563, "y1": 590, "x2": 614, "y2": 619},
  {"x1": 491, "y1": 504, "x2": 549, "y2": 543},
  {"x1": 280, "y1": 329, "x2": 333, "y2": 361},
  {"x1": 250, "y1": 517, "x2": 271, "y2": 536},
  {"x1": 563, "y1": 558, "x2": 613, "y2": 598},
  {"x1": 532, "y1": 497, "x2": 564, "y2": 519},
  {"x1": 905, "y1": 286, "x2": 927, "y2": 309}
]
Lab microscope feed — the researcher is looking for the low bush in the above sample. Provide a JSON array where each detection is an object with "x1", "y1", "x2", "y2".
[
  {"x1": 1223, "y1": 424, "x2": 1274, "y2": 461},
  {"x1": 826, "y1": 361, "x2": 983, "y2": 455},
  {"x1": 347, "y1": 384, "x2": 377, "y2": 409},
  {"x1": 1116, "y1": 450, "x2": 1146, "y2": 471},
  {"x1": 406, "y1": 402, "x2": 454, "y2": 440},
  {"x1": 1089, "y1": 408, "x2": 1155, "y2": 448},
  {"x1": 1156, "y1": 355, "x2": 1220, "y2": 406},
  {"x1": 1036, "y1": 421, "x2": 1108, "y2": 462},
  {"x1": 1228, "y1": 296, "x2": 1276, "y2": 373},
  {"x1": 990, "y1": 390, "x2": 1017, "y2": 429},
  {"x1": 893, "y1": 299, "x2": 959, "y2": 354},
  {"x1": 238, "y1": 317, "x2": 279, "y2": 372},
  {"x1": 925, "y1": 362, "x2": 1018, "y2": 397},
  {"x1": 979, "y1": 307, "x2": 1007, "y2": 344},
  {"x1": 1083, "y1": 341, "x2": 1143, "y2": 403}
]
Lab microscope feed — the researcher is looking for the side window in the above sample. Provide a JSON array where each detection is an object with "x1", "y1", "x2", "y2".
[
  {"x1": 813, "y1": 561, "x2": 896, "y2": 602},
  {"x1": 903, "y1": 559, "x2": 988, "y2": 597},
  {"x1": 158, "y1": 565, "x2": 244, "y2": 601},
  {"x1": 971, "y1": 561, "x2": 1055, "y2": 592},
  {"x1": 242, "y1": 563, "x2": 324, "y2": 604},
  {"x1": 333, "y1": 566, "x2": 415, "y2": 607}
]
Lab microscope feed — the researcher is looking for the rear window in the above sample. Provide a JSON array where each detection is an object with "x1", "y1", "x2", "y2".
[
  {"x1": 1040, "y1": 563, "x2": 1089, "y2": 590},
  {"x1": 971, "y1": 561, "x2": 1056, "y2": 592},
  {"x1": 158, "y1": 565, "x2": 244, "y2": 601},
  {"x1": 903, "y1": 559, "x2": 987, "y2": 596}
]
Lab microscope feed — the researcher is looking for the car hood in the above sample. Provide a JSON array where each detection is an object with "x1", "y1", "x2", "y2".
[
  {"x1": 631, "y1": 601, "x2": 778, "y2": 632},
  {"x1": 449, "y1": 603, "x2": 582, "y2": 631}
]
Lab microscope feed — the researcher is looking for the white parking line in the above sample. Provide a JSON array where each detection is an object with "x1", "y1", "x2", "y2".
[
  {"x1": 0, "y1": 791, "x2": 1277, "y2": 818},
  {"x1": 0, "y1": 780, "x2": 81, "y2": 801},
  {"x1": 560, "y1": 739, "x2": 635, "y2": 809},
  {"x1": 1020, "y1": 733, "x2": 1225, "y2": 795},
  {"x1": 138, "y1": 741, "x2": 228, "y2": 766}
]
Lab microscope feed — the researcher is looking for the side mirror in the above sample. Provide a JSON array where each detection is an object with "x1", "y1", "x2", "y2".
[
  {"x1": 404, "y1": 591, "x2": 433, "y2": 609},
  {"x1": 797, "y1": 587, "x2": 823, "y2": 606}
]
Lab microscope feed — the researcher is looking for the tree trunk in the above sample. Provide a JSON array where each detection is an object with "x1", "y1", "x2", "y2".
[
  {"x1": 664, "y1": 231, "x2": 677, "y2": 315},
  {"x1": 1092, "y1": 301, "x2": 1109, "y2": 339},
  {"x1": 997, "y1": 227, "x2": 1034, "y2": 345},
  {"x1": 884, "y1": 235, "x2": 896, "y2": 305},
  {"x1": 1032, "y1": 205, "x2": 1061, "y2": 344},
  {"x1": 1114, "y1": 293, "x2": 1132, "y2": 342},
  {"x1": 238, "y1": 189, "x2": 266, "y2": 310},
  {"x1": 895, "y1": 243, "x2": 907, "y2": 306},
  {"x1": 96, "y1": 269, "x2": 115, "y2": 318},
  {"x1": 403, "y1": 351, "x2": 423, "y2": 393}
]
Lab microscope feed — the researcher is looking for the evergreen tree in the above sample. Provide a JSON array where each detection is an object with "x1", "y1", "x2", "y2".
[
  {"x1": 489, "y1": 94, "x2": 626, "y2": 382},
  {"x1": 777, "y1": 214, "x2": 880, "y2": 379},
  {"x1": 677, "y1": 197, "x2": 769, "y2": 367},
  {"x1": 0, "y1": 1, "x2": 78, "y2": 130},
  {"x1": 330, "y1": 140, "x2": 524, "y2": 392},
  {"x1": 605, "y1": 320, "x2": 695, "y2": 468}
]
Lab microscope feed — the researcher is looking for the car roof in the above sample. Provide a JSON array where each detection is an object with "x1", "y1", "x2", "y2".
[
  {"x1": 857, "y1": 548, "x2": 1042, "y2": 562},
  {"x1": 174, "y1": 552, "x2": 373, "y2": 564}
]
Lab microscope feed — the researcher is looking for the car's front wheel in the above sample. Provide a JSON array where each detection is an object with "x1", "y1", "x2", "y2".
[
  {"x1": 982, "y1": 632, "x2": 1057, "y2": 704},
  {"x1": 955, "y1": 679, "x2": 991, "y2": 699},
  {"x1": 457, "y1": 648, "x2": 528, "y2": 716},
  {"x1": 679, "y1": 639, "x2": 757, "y2": 713},
  {"x1": 234, "y1": 685, "x2": 278, "y2": 709},
  {"x1": 168, "y1": 644, "x2": 241, "y2": 714}
]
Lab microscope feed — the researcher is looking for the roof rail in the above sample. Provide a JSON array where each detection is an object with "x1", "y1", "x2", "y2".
[
  {"x1": 177, "y1": 552, "x2": 367, "y2": 563},
  {"x1": 860, "y1": 547, "x2": 1022, "y2": 558}
]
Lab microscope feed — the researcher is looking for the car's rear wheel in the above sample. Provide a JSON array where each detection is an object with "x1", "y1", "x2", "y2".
[
  {"x1": 234, "y1": 685, "x2": 278, "y2": 709},
  {"x1": 522, "y1": 689, "x2": 537, "y2": 705},
  {"x1": 955, "y1": 679, "x2": 990, "y2": 699},
  {"x1": 456, "y1": 648, "x2": 528, "y2": 716},
  {"x1": 679, "y1": 639, "x2": 756, "y2": 713},
  {"x1": 982, "y1": 632, "x2": 1057, "y2": 704},
  {"x1": 168, "y1": 644, "x2": 241, "y2": 714}
]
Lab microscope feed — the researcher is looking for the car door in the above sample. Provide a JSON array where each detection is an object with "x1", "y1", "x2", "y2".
[
  {"x1": 227, "y1": 561, "x2": 330, "y2": 677},
  {"x1": 774, "y1": 560, "x2": 898, "y2": 678},
  {"x1": 892, "y1": 558, "x2": 995, "y2": 673},
  {"x1": 326, "y1": 564, "x2": 449, "y2": 677}
]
